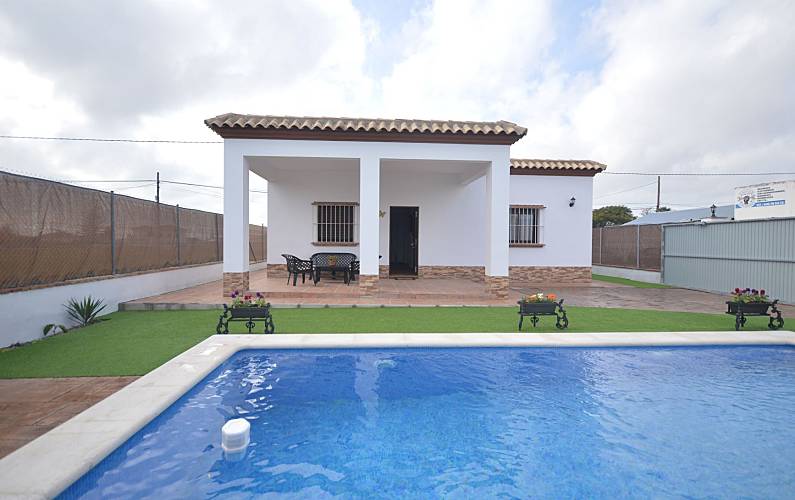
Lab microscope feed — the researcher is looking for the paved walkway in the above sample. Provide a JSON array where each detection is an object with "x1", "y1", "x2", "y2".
[
  {"x1": 516, "y1": 283, "x2": 795, "y2": 316},
  {"x1": 0, "y1": 377, "x2": 137, "y2": 459}
]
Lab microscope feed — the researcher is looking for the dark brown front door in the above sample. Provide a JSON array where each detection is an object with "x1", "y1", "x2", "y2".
[{"x1": 389, "y1": 206, "x2": 418, "y2": 276}]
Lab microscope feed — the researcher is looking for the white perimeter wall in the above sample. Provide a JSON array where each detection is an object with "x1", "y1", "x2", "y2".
[
  {"x1": 0, "y1": 262, "x2": 266, "y2": 348},
  {"x1": 509, "y1": 175, "x2": 594, "y2": 267}
]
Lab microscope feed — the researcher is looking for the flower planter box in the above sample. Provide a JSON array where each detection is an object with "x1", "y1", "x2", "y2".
[
  {"x1": 217, "y1": 304, "x2": 275, "y2": 334},
  {"x1": 725, "y1": 300, "x2": 784, "y2": 331},
  {"x1": 517, "y1": 299, "x2": 568, "y2": 330},
  {"x1": 518, "y1": 302, "x2": 558, "y2": 315}
]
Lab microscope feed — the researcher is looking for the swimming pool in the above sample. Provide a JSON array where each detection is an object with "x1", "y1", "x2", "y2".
[{"x1": 60, "y1": 346, "x2": 795, "y2": 498}]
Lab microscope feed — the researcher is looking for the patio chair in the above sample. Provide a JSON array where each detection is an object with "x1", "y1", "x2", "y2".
[
  {"x1": 350, "y1": 259, "x2": 360, "y2": 281},
  {"x1": 311, "y1": 252, "x2": 357, "y2": 285},
  {"x1": 282, "y1": 254, "x2": 313, "y2": 286}
]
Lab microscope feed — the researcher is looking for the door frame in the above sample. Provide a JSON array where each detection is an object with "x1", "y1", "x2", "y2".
[{"x1": 388, "y1": 206, "x2": 419, "y2": 276}]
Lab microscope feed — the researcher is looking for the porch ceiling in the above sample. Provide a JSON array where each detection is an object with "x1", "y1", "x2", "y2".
[{"x1": 248, "y1": 156, "x2": 488, "y2": 182}]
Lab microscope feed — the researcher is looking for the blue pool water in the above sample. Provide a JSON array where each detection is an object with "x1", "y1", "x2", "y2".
[{"x1": 61, "y1": 346, "x2": 795, "y2": 498}]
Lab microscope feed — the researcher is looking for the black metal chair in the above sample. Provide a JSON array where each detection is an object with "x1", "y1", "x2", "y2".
[
  {"x1": 282, "y1": 254, "x2": 313, "y2": 286},
  {"x1": 311, "y1": 253, "x2": 357, "y2": 285},
  {"x1": 350, "y1": 260, "x2": 360, "y2": 282}
]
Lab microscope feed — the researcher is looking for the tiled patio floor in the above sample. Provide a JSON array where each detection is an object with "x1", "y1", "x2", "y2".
[
  {"x1": 0, "y1": 377, "x2": 137, "y2": 459},
  {"x1": 123, "y1": 269, "x2": 525, "y2": 307},
  {"x1": 123, "y1": 268, "x2": 795, "y2": 316}
]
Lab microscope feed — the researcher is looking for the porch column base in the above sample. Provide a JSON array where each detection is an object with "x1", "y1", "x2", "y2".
[
  {"x1": 223, "y1": 271, "x2": 250, "y2": 296},
  {"x1": 358, "y1": 274, "x2": 379, "y2": 295},
  {"x1": 485, "y1": 275, "x2": 509, "y2": 299}
]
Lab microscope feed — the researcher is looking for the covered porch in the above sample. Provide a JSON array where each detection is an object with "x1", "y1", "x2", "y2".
[{"x1": 208, "y1": 114, "x2": 527, "y2": 299}]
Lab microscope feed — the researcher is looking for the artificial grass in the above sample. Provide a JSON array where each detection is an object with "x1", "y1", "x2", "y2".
[
  {"x1": 0, "y1": 306, "x2": 767, "y2": 378},
  {"x1": 592, "y1": 273, "x2": 671, "y2": 289}
]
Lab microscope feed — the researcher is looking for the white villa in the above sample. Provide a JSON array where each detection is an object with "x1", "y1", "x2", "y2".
[{"x1": 206, "y1": 114, "x2": 605, "y2": 298}]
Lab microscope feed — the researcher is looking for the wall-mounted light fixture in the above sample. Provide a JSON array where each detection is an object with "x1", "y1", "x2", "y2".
[{"x1": 569, "y1": 197, "x2": 576, "y2": 207}]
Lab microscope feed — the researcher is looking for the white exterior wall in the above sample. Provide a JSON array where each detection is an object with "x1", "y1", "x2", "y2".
[
  {"x1": 267, "y1": 169, "x2": 360, "y2": 262},
  {"x1": 267, "y1": 168, "x2": 594, "y2": 269},
  {"x1": 227, "y1": 138, "x2": 594, "y2": 275},
  {"x1": 378, "y1": 170, "x2": 486, "y2": 266},
  {"x1": 267, "y1": 169, "x2": 487, "y2": 266},
  {"x1": 509, "y1": 175, "x2": 594, "y2": 267}
]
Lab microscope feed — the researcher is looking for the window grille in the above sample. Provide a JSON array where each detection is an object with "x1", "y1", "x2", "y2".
[
  {"x1": 510, "y1": 206, "x2": 543, "y2": 245},
  {"x1": 313, "y1": 202, "x2": 358, "y2": 244}
]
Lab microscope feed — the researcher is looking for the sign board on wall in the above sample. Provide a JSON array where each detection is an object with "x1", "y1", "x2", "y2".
[{"x1": 734, "y1": 180, "x2": 795, "y2": 220}]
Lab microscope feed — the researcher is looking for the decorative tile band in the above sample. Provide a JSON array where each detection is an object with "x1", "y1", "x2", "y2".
[
  {"x1": 223, "y1": 272, "x2": 250, "y2": 296},
  {"x1": 485, "y1": 275, "x2": 510, "y2": 298},
  {"x1": 358, "y1": 274, "x2": 379, "y2": 295},
  {"x1": 509, "y1": 266, "x2": 591, "y2": 284},
  {"x1": 418, "y1": 266, "x2": 485, "y2": 282}
]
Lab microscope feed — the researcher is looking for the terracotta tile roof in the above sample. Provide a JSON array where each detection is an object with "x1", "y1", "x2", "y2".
[
  {"x1": 510, "y1": 158, "x2": 606, "y2": 173},
  {"x1": 205, "y1": 113, "x2": 526, "y2": 144}
]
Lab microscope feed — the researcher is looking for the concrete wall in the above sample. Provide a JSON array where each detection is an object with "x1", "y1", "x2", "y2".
[
  {"x1": 509, "y1": 175, "x2": 594, "y2": 267},
  {"x1": 592, "y1": 265, "x2": 662, "y2": 284},
  {"x1": 0, "y1": 262, "x2": 266, "y2": 348}
]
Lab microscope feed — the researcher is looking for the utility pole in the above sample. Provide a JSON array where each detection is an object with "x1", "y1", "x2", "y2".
[
  {"x1": 655, "y1": 175, "x2": 660, "y2": 212},
  {"x1": 156, "y1": 171, "x2": 160, "y2": 204}
]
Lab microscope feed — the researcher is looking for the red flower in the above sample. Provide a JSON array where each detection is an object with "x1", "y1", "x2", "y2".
[
  {"x1": 734, "y1": 288, "x2": 740, "y2": 293},
  {"x1": 760, "y1": 289, "x2": 766, "y2": 295}
]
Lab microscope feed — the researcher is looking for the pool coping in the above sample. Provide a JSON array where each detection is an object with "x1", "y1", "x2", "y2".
[{"x1": 1, "y1": 330, "x2": 794, "y2": 498}]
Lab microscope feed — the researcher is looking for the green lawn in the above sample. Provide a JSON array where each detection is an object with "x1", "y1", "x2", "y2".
[
  {"x1": 0, "y1": 307, "x2": 763, "y2": 378},
  {"x1": 592, "y1": 273, "x2": 671, "y2": 289}
]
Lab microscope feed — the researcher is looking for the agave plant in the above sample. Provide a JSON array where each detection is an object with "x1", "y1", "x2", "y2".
[{"x1": 65, "y1": 296, "x2": 108, "y2": 327}]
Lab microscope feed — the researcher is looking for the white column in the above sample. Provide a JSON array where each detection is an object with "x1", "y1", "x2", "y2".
[
  {"x1": 223, "y1": 146, "x2": 249, "y2": 273},
  {"x1": 359, "y1": 154, "x2": 380, "y2": 277},
  {"x1": 485, "y1": 149, "x2": 510, "y2": 277}
]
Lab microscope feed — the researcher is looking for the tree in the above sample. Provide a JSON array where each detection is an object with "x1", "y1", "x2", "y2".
[
  {"x1": 592, "y1": 205, "x2": 635, "y2": 227},
  {"x1": 656, "y1": 206, "x2": 671, "y2": 212}
]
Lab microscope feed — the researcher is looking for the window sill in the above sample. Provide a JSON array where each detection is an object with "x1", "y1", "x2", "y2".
[
  {"x1": 510, "y1": 243, "x2": 545, "y2": 248},
  {"x1": 312, "y1": 242, "x2": 359, "y2": 247}
]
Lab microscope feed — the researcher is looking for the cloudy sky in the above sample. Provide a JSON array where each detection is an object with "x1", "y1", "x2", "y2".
[{"x1": 2, "y1": 0, "x2": 794, "y2": 224}]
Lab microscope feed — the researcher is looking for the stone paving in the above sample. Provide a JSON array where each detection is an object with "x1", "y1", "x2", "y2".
[
  {"x1": 517, "y1": 283, "x2": 795, "y2": 316},
  {"x1": 123, "y1": 268, "x2": 521, "y2": 308},
  {"x1": 0, "y1": 377, "x2": 137, "y2": 459}
]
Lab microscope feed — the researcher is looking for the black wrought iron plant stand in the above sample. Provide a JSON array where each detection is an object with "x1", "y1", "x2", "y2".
[
  {"x1": 217, "y1": 304, "x2": 275, "y2": 334},
  {"x1": 518, "y1": 299, "x2": 569, "y2": 330},
  {"x1": 726, "y1": 300, "x2": 784, "y2": 331}
]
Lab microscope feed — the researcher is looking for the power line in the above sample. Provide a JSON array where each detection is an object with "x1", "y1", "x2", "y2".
[
  {"x1": 0, "y1": 134, "x2": 221, "y2": 144},
  {"x1": 604, "y1": 171, "x2": 795, "y2": 176},
  {"x1": 595, "y1": 180, "x2": 657, "y2": 200},
  {"x1": 54, "y1": 177, "x2": 267, "y2": 194}
]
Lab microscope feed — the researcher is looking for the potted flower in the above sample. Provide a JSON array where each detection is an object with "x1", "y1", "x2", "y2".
[
  {"x1": 217, "y1": 291, "x2": 275, "y2": 334},
  {"x1": 517, "y1": 292, "x2": 568, "y2": 329},
  {"x1": 727, "y1": 288, "x2": 772, "y2": 315},
  {"x1": 229, "y1": 291, "x2": 270, "y2": 318},
  {"x1": 726, "y1": 287, "x2": 784, "y2": 331},
  {"x1": 518, "y1": 292, "x2": 559, "y2": 314}
]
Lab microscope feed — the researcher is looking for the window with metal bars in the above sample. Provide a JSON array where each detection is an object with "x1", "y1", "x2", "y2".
[
  {"x1": 510, "y1": 206, "x2": 543, "y2": 245},
  {"x1": 313, "y1": 202, "x2": 358, "y2": 244}
]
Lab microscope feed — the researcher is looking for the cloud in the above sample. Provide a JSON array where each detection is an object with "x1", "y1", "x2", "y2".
[{"x1": 1, "y1": 0, "x2": 794, "y2": 219}]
